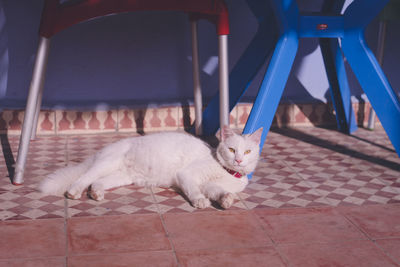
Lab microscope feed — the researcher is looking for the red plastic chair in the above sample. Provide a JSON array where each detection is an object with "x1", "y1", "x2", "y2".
[{"x1": 13, "y1": 0, "x2": 230, "y2": 185}]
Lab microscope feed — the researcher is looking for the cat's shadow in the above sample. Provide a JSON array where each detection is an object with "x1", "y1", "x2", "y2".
[{"x1": 200, "y1": 135, "x2": 220, "y2": 149}]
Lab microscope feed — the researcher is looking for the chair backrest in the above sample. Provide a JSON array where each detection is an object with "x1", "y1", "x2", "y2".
[{"x1": 39, "y1": 0, "x2": 230, "y2": 38}]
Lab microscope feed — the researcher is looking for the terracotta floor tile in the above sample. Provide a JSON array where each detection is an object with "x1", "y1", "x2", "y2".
[
  {"x1": 340, "y1": 204, "x2": 400, "y2": 238},
  {"x1": 176, "y1": 247, "x2": 288, "y2": 267},
  {"x1": 279, "y1": 240, "x2": 398, "y2": 267},
  {"x1": 67, "y1": 214, "x2": 170, "y2": 255},
  {"x1": 0, "y1": 219, "x2": 65, "y2": 259},
  {"x1": 255, "y1": 207, "x2": 366, "y2": 244},
  {"x1": 162, "y1": 210, "x2": 271, "y2": 251},
  {"x1": 0, "y1": 257, "x2": 65, "y2": 267},
  {"x1": 68, "y1": 251, "x2": 177, "y2": 267},
  {"x1": 0, "y1": 127, "x2": 399, "y2": 266},
  {"x1": 376, "y1": 238, "x2": 400, "y2": 264}
]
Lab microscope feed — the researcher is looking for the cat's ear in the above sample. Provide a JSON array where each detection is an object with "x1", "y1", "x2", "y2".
[
  {"x1": 220, "y1": 125, "x2": 235, "y2": 141},
  {"x1": 248, "y1": 127, "x2": 263, "y2": 144}
]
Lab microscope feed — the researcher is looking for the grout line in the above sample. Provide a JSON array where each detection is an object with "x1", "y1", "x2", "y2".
[
  {"x1": 158, "y1": 214, "x2": 181, "y2": 267},
  {"x1": 149, "y1": 187, "x2": 181, "y2": 267},
  {"x1": 64, "y1": 137, "x2": 70, "y2": 218},
  {"x1": 64, "y1": 198, "x2": 69, "y2": 267},
  {"x1": 149, "y1": 186, "x2": 161, "y2": 214},
  {"x1": 249, "y1": 209, "x2": 277, "y2": 246},
  {"x1": 64, "y1": 135, "x2": 70, "y2": 266},
  {"x1": 272, "y1": 243, "x2": 295, "y2": 267},
  {"x1": 53, "y1": 110, "x2": 57, "y2": 136},
  {"x1": 64, "y1": 197, "x2": 70, "y2": 221},
  {"x1": 236, "y1": 192, "x2": 251, "y2": 210},
  {"x1": 116, "y1": 108, "x2": 120, "y2": 132},
  {"x1": 248, "y1": 209, "x2": 294, "y2": 266},
  {"x1": 337, "y1": 207, "x2": 376, "y2": 243},
  {"x1": 65, "y1": 136, "x2": 70, "y2": 165},
  {"x1": 64, "y1": 135, "x2": 69, "y2": 263},
  {"x1": 371, "y1": 239, "x2": 400, "y2": 266}
]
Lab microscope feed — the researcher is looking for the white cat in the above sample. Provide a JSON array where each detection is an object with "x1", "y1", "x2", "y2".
[{"x1": 37, "y1": 126, "x2": 262, "y2": 209}]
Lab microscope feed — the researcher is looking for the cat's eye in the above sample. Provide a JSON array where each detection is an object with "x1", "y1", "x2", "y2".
[
  {"x1": 244, "y1": 150, "x2": 251, "y2": 155},
  {"x1": 228, "y1": 148, "x2": 235, "y2": 153}
]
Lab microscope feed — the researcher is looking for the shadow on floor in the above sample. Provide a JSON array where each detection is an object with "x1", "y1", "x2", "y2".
[
  {"x1": 271, "y1": 126, "x2": 400, "y2": 172},
  {"x1": 348, "y1": 132, "x2": 396, "y2": 153},
  {"x1": 0, "y1": 133, "x2": 15, "y2": 183}
]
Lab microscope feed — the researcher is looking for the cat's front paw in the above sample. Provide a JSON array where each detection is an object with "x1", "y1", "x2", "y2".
[
  {"x1": 65, "y1": 186, "x2": 84, "y2": 200},
  {"x1": 65, "y1": 191, "x2": 81, "y2": 200},
  {"x1": 220, "y1": 193, "x2": 235, "y2": 209},
  {"x1": 192, "y1": 198, "x2": 211, "y2": 209},
  {"x1": 88, "y1": 188, "x2": 104, "y2": 201}
]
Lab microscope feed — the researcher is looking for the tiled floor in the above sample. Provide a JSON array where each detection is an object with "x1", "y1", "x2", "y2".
[{"x1": 1, "y1": 126, "x2": 400, "y2": 266}]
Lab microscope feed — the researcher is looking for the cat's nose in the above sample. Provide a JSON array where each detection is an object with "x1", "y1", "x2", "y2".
[{"x1": 235, "y1": 159, "x2": 242, "y2": 164}]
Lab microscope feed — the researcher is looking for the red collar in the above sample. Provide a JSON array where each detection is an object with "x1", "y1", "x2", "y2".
[{"x1": 224, "y1": 167, "x2": 244, "y2": 178}]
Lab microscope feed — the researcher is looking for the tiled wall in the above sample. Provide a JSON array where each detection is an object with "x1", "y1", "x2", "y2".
[{"x1": 0, "y1": 102, "x2": 379, "y2": 135}]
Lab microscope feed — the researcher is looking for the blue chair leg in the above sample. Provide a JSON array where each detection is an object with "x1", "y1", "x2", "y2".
[
  {"x1": 341, "y1": 31, "x2": 400, "y2": 157},
  {"x1": 320, "y1": 38, "x2": 358, "y2": 133},
  {"x1": 243, "y1": 32, "x2": 299, "y2": 150},
  {"x1": 243, "y1": 0, "x2": 299, "y2": 147}
]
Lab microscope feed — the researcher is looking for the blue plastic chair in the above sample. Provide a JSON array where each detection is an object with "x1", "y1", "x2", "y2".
[{"x1": 202, "y1": 0, "x2": 400, "y2": 158}]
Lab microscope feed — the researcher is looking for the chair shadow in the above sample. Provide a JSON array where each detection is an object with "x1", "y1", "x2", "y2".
[
  {"x1": 0, "y1": 132, "x2": 15, "y2": 183},
  {"x1": 271, "y1": 126, "x2": 400, "y2": 172},
  {"x1": 349, "y1": 131, "x2": 396, "y2": 153},
  {"x1": 133, "y1": 108, "x2": 147, "y2": 136},
  {"x1": 132, "y1": 102, "x2": 196, "y2": 136},
  {"x1": 180, "y1": 101, "x2": 192, "y2": 133}
]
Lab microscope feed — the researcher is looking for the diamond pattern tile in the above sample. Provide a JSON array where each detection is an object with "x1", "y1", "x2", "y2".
[
  {"x1": 0, "y1": 189, "x2": 65, "y2": 220},
  {"x1": 152, "y1": 187, "x2": 247, "y2": 213},
  {"x1": 0, "y1": 136, "x2": 67, "y2": 190},
  {"x1": 67, "y1": 185, "x2": 157, "y2": 217},
  {"x1": 239, "y1": 164, "x2": 330, "y2": 209},
  {"x1": 1, "y1": 127, "x2": 399, "y2": 220}
]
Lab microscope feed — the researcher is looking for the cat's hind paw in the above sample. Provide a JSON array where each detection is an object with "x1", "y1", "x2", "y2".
[
  {"x1": 220, "y1": 193, "x2": 235, "y2": 209},
  {"x1": 192, "y1": 198, "x2": 211, "y2": 209}
]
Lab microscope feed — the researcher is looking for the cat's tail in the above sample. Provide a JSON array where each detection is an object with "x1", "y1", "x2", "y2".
[{"x1": 37, "y1": 156, "x2": 94, "y2": 196}]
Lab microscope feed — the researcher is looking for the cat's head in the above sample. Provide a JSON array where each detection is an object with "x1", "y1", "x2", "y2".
[{"x1": 216, "y1": 126, "x2": 263, "y2": 176}]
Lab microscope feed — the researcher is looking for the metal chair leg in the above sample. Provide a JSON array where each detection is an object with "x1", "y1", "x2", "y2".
[
  {"x1": 30, "y1": 80, "x2": 45, "y2": 141},
  {"x1": 200, "y1": 25, "x2": 274, "y2": 135},
  {"x1": 218, "y1": 34, "x2": 229, "y2": 129},
  {"x1": 191, "y1": 20, "x2": 203, "y2": 135},
  {"x1": 14, "y1": 37, "x2": 50, "y2": 185}
]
